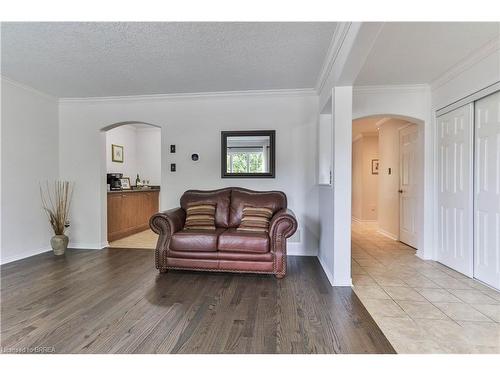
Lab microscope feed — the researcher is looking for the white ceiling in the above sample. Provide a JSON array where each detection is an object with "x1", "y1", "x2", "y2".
[
  {"x1": 355, "y1": 22, "x2": 500, "y2": 85},
  {"x1": 1, "y1": 22, "x2": 337, "y2": 98}
]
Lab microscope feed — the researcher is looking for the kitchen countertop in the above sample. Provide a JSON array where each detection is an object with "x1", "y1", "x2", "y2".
[{"x1": 108, "y1": 188, "x2": 160, "y2": 194}]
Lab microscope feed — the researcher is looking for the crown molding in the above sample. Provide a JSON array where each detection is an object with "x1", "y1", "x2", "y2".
[
  {"x1": 1, "y1": 75, "x2": 57, "y2": 102},
  {"x1": 431, "y1": 37, "x2": 500, "y2": 91},
  {"x1": 59, "y1": 88, "x2": 317, "y2": 104},
  {"x1": 314, "y1": 22, "x2": 352, "y2": 94},
  {"x1": 353, "y1": 84, "x2": 429, "y2": 94}
]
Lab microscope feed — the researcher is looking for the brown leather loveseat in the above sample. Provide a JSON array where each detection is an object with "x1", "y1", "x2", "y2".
[{"x1": 149, "y1": 187, "x2": 298, "y2": 278}]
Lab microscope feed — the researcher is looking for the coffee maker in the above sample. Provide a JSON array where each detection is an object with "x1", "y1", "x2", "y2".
[{"x1": 107, "y1": 173, "x2": 123, "y2": 191}]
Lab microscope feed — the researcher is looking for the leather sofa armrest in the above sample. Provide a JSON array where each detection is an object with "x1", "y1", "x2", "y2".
[
  {"x1": 149, "y1": 207, "x2": 186, "y2": 236},
  {"x1": 269, "y1": 209, "x2": 297, "y2": 278},
  {"x1": 149, "y1": 207, "x2": 186, "y2": 271},
  {"x1": 269, "y1": 208, "x2": 298, "y2": 240}
]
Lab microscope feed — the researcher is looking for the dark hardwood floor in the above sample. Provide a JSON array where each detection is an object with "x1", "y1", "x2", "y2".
[{"x1": 1, "y1": 249, "x2": 395, "y2": 354}]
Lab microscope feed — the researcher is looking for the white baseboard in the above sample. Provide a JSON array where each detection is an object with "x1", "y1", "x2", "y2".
[
  {"x1": 415, "y1": 251, "x2": 432, "y2": 260},
  {"x1": 0, "y1": 247, "x2": 51, "y2": 265},
  {"x1": 333, "y1": 277, "x2": 353, "y2": 287},
  {"x1": 317, "y1": 255, "x2": 335, "y2": 287},
  {"x1": 69, "y1": 242, "x2": 107, "y2": 249},
  {"x1": 377, "y1": 228, "x2": 399, "y2": 241}
]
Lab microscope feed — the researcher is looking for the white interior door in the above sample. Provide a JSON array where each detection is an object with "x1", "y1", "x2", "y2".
[
  {"x1": 437, "y1": 104, "x2": 474, "y2": 277},
  {"x1": 399, "y1": 124, "x2": 418, "y2": 248},
  {"x1": 474, "y1": 91, "x2": 500, "y2": 289}
]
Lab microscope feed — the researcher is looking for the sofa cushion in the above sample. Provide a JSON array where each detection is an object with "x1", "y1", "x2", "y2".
[
  {"x1": 181, "y1": 189, "x2": 231, "y2": 227},
  {"x1": 170, "y1": 228, "x2": 225, "y2": 252},
  {"x1": 184, "y1": 202, "x2": 216, "y2": 230},
  {"x1": 229, "y1": 188, "x2": 287, "y2": 227},
  {"x1": 218, "y1": 228, "x2": 269, "y2": 253},
  {"x1": 237, "y1": 206, "x2": 273, "y2": 233}
]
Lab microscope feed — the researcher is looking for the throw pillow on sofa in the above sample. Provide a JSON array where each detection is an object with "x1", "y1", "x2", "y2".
[
  {"x1": 184, "y1": 202, "x2": 216, "y2": 230},
  {"x1": 237, "y1": 206, "x2": 273, "y2": 233}
]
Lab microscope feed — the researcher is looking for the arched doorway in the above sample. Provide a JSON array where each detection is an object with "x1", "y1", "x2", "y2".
[
  {"x1": 99, "y1": 121, "x2": 163, "y2": 249},
  {"x1": 351, "y1": 114, "x2": 428, "y2": 291},
  {"x1": 351, "y1": 114, "x2": 424, "y2": 248}
]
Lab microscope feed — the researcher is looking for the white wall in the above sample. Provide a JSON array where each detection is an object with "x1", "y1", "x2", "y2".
[
  {"x1": 377, "y1": 120, "x2": 406, "y2": 239},
  {"x1": 105, "y1": 125, "x2": 161, "y2": 186},
  {"x1": 332, "y1": 86, "x2": 353, "y2": 286},
  {"x1": 106, "y1": 125, "x2": 138, "y2": 181},
  {"x1": 432, "y1": 42, "x2": 500, "y2": 111},
  {"x1": 1, "y1": 78, "x2": 59, "y2": 264},
  {"x1": 59, "y1": 92, "x2": 319, "y2": 255},
  {"x1": 352, "y1": 134, "x2": 378, "y2": 222},
  {"x1": 136, "y1": 128, "x2": 161, "y2": 186},
  {"x1": 351, "y1": 138, "x2": 363, "y2": 221},
  {"x1": 317, "y1": 114, "x2": 332, "y2": 185}
]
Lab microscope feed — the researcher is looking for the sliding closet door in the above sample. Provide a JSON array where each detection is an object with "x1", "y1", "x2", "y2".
[
  {"x1": 474, "y1": 91, "x2": 500, "y2": 289},
  {"x1": 437, "y1": 104, "x2": 474, "y2": 277}
]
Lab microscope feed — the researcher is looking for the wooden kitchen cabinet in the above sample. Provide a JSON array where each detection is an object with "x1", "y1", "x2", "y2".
[{"x1": 107, "y1": 190, "x2": 159, "y2": 242}]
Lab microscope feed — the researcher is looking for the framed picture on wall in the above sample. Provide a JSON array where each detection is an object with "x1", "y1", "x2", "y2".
[
  {"x1": 120, "y1": 177, "x2": 131, "y2": 190},
  {"x1": 112, "y1": 144, "x2": 124, "y2": 163},
  {"x1": 371, "y1": 159, "x2": 379, "y2": 175}
]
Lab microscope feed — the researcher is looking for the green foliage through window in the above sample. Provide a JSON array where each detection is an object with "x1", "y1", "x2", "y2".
[{"x1": 227, "y1": 151, "x2": 264, "y2": 173}]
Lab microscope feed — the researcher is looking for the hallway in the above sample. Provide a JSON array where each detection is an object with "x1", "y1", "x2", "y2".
[{"x1": 351, "y1": 222, "x2": 500, "y2": 353}]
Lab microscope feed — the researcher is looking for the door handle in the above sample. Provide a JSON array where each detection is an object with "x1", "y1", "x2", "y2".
[{"x1": 398, "y1": 189, "x2": 403, "y2": 194}]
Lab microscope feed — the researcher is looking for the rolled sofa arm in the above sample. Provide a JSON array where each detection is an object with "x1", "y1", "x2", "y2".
[
  {"x1": 269, "y1": 208, "x2": 298, "y2": 240},
  {"x1": 269, "y1": 208, "x2": 298, "y2": 278},
  {"x1": 149, "y1": 207, "x2": 186, "y2": 270}
]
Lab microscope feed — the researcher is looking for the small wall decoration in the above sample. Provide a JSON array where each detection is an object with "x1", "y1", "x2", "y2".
[
  {"x1": 120, "y1": 177, "x2": 131, "y2": 190},
  {"x1": 191, "y1": 153, "x2": 199, "y2": 161},
  {"x1": 371, "y1": 159, "x2": 379, "y2": 175},
  {"x1": 112, "y1": 144, "x2": 124, "y2": 163}
]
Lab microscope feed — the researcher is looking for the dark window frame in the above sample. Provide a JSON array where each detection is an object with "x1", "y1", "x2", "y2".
[{"x1": 221, "y1": 130, "x2": 276, "y2": 178}]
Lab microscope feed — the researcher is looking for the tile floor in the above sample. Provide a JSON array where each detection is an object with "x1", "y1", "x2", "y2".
[
  {"x1": 108, "y1": 229, "x2": 158, "y2": 249},
  {"x1": 351, "y1": 222, "x2": 500, "y2": 353}
]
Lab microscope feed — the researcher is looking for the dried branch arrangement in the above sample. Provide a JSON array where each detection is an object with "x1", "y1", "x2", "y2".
[{"x1": 40, "y1": 181, "x2": 74, "y2": 235}]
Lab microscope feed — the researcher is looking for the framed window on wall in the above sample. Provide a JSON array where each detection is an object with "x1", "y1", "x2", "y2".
[{"x1": 221, "y1": 130, "x2": 276, "y2": 178}]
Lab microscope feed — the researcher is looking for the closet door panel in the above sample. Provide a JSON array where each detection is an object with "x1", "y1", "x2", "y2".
[
  {"x1": 437, "y1": 104, "x2": 474, "y2": 276},
  {"x1": 474, "y1": 91, "x2": 500, "y2": 289}
]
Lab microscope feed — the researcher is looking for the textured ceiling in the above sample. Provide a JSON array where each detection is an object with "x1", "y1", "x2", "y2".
[
  {"x1": 1, "y1": 22, "x2": 337, "y2": 98},
  {"x1": 356, "y1": 22, "x2": 500, "y2": 85}
]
